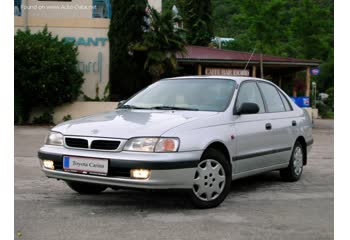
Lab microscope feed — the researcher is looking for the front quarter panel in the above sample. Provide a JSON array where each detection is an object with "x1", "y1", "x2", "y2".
[{"x1": 162, "y1": 114, "x2": 235, "y2": 161}]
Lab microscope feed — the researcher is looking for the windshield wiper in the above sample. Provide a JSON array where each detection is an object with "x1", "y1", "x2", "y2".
[
  {"x1": 119, "y1": 104, "x2": 150, "y2": 110},
  {"x1": 150, "y1": 106, "x2": 199, "y2": 111}
]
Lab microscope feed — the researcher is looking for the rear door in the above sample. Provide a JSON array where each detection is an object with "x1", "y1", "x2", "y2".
[{"x1": 257, "y1": 82, "x2": 295, "y2": 167}]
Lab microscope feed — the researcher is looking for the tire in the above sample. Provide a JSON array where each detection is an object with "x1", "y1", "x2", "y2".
[
  {"x1": 280, "y1": 141, "x2": 304, "y2": 182},
  {"x1": 65, "y1": 181, "x2": 107, "y2": 194},
  {"x1": 189, "y1": 148, "x2": 232, "y2": 209}
]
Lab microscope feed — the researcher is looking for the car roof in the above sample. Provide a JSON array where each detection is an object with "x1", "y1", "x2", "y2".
[{"x1": 163, "y1": 75, "x2": 271, "y2": 84}]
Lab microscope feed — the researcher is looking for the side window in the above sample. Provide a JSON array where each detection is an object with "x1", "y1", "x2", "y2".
[
  {"x1": 14, "y1": 0, "x2": 21, "y2": 16},
  {"x1": 236, "y1": 82, "x2": 265, "y2": 113},
  {"x1": 258, "y1": 82, "x2": 285, "y2": 112},
  {"x1": 92, "y1": 0, "x2": 112, "y2": 19},
  {"x1": 279, "y1": 91, "x2": 293, "y2": 111}
]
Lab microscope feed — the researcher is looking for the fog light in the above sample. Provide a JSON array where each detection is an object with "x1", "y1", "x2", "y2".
[
  {"x1": 43, "y1": 160, "x2": 55, "y2": 170},
  {"x1": 130, "y1": 169, "x2": 150, "y2": 179}
]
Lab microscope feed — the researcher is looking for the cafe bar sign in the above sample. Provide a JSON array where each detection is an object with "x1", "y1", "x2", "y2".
[{"x1": 205, "y1": 68, "x2": 250, "y2": 77}]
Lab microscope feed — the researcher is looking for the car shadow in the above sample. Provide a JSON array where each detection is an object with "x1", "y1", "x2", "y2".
[{"x1": 59, "y1": 171, "x2": 285, "y2": 210}]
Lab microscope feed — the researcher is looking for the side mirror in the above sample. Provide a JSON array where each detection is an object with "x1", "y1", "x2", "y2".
[
  {"x1": 117, "y1": 100, "x2": 126, "y2": 108},
  {"x1": 236, "y1": 102, "x2": 260, "y2": 115}
]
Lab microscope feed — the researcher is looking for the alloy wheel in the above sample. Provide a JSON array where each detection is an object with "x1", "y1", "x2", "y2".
[{"x1": 293, "y1": 146, "x2": 303, "y2": 176}]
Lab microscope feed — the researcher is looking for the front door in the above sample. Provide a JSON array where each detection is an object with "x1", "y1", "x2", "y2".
[{"x1": 233, "y1": 81, "x2": 274, "y2": 173}]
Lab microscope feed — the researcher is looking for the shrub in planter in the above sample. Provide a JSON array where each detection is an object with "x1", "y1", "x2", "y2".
[{"x1": 14, "y1": 27, "x2": 84, "y2": 124}]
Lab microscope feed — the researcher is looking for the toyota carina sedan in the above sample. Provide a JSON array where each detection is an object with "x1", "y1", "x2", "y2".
[{"x1": 38, "y1": 76, "x2": 313, "y2": 208}]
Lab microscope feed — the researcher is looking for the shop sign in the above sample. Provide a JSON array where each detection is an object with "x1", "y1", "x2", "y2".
[
  {"x1": 205, "y1": 68, "x2": 250, "y2": 76},
  {"x1": 64, "y1": 37, "x2": 108, "y2": 46},
  {"x1": 310, "y1": 68, "x2": 320, "y2": 75}
]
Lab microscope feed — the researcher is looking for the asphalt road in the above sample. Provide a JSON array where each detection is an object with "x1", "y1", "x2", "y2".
[{"x1": 14, "y1": 119, "x2": 334, "y2": 240}]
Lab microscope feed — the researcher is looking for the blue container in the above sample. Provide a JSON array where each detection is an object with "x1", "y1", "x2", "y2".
[{"x1": 290, "y1": 97, "x2": 310, "y2": 108}]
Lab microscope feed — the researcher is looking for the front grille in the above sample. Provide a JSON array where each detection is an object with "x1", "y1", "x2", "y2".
[
  {"x1": 65, "y1": 138, "x2": 88, "y2": 149},
  {"x1": 91, "y1": 140, "x2": 120, "y2": 150},
  {"x1": 108, "y1": 167, "x2": 131, "y2": 177}
]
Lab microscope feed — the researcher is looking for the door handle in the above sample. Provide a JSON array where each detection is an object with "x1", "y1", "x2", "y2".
[
  {"x1": 265, "y1": 123, "x2": 272, "y2": 130},
  {"x1": 292, "y1": 120, "x2": 297, "y2": 126}
]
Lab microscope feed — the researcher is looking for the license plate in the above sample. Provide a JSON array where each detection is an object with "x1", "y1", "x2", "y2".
[{"x1": 63, "y1": 156, "x2": 108, "y2": 176}]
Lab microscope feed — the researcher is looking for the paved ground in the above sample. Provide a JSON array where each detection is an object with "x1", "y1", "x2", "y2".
[{"x1": 14, "y1": 119, "x2": 334, "y2": 240}]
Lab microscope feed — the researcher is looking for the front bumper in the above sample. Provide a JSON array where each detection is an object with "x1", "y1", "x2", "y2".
[{"x1": 38, "y1": 145, "x2": 202, "y2": 189}]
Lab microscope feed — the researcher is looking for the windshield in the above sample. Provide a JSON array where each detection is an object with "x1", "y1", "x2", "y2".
[{"x1": 122, "y1": 79, "x2": 236, "y2": 112}]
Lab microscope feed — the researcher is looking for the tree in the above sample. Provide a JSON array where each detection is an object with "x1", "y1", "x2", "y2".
[
  {"x1": 108, "y1": 0, "x2": 148, "y2": 100},
  {"x1": 180, "y1": 0, "x2": 214, "y2": 46},
  {"x1": 290, "y1": 0, "x2": 333, "y2": 60},
  {"x1": 14, "y1": 27, "x2": 84, "y2": 124},
  {"x1": 131, "y1": 8, "x2": 186, "y2": 81}
]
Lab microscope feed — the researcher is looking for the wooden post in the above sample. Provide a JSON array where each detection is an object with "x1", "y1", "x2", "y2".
[
  {"x1": 278, "y1": 75, "x2": 282, "y2": 88},
  {"x1": 259, "y1": 53, "x2": 264, "y2": 78},
  {"x1": 197, "y1": 64, "x2": 202, "y2": 75},
  {"x1": 252, "y1": 66, "x2": 257, "y2": 77},
  {"x1": 292, "y1": 72, "x2": 297, "y2": 97},
  {"x1": 305, "y1": 67, "x2": 311, "y2": 97}
]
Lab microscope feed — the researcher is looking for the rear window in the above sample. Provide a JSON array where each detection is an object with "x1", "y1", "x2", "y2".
[{"x1": 258, "y1": 82, "x2": 286, "y2": 113}]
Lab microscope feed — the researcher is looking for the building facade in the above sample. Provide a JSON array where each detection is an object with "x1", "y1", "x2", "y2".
[{"x1": 14, "y1": 0, "x2": 161, "y2": 99}]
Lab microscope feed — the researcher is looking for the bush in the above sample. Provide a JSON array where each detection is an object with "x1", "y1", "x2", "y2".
[
  {"x1": 317, "y1": 101, "x2": 331, "y2": 118},
  {"x1": 62, "y1": 114, "x2": 72, "y2": 122},
  {"x1": 325, "y1": 87, "x2": 334, "y2": 111},
  {"x1": 14, "y1": 27, "x2": 84, "y2": 124},
  {"x1": 32, "y1": 111, "x2": 54, "y2": 124}
]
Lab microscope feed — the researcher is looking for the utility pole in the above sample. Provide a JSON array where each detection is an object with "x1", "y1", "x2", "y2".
[{"x1": 259, "y1": 53, "x2": 264, "y2": 78}]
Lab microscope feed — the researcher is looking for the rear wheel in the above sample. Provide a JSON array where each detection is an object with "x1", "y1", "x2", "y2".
[
  {"x1": 189, "y1": 148, "x2": 231, "y2": 209},
  {"x1": 280, "y1": 141, "x2": 304, "y2": 182},
  {"x1": 65, "y1": 181, "x2": 107, "y2": 194}
]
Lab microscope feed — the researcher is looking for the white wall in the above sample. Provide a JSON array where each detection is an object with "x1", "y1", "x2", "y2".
[
  {"x1": 15, "y1": 0, "x2": 161, "y2": 99},
  {"x1": 31, "y1": 102, "x2": 118, "y2": 124},
  {"x1": 24, "y1": 0, "x2": 94, "y2": 18},
  {"x1": 148, "y1": 0, "x2": 162, "y2": 12}
]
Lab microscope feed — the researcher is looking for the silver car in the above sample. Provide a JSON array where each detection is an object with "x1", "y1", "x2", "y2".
[{"x1": 38, "y1": 76, "x2": 313, "y2": 208}]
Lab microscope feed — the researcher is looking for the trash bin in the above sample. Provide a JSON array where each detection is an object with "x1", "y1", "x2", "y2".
[{"x1": 290, "y1": 97, "x2": 310, "y2": 108}]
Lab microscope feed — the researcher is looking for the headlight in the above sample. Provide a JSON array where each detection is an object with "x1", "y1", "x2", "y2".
[
  {"x1": 45, "y1": 132, "x2": 64, "y2": 146},
  {"x1": 124, "y1": 137, "x2": 179, "y2": 152}
]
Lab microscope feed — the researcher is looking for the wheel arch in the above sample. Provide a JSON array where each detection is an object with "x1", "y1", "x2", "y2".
[{"x1": 203, "y1": 141, "x2": 232, "y2": 168}]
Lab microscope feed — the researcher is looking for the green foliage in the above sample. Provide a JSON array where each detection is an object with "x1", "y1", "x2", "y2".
[
  {"x1": 325, "y1": 87, "x2": 334, "y2": 110},
  {"x1": 314, "y1": 49, "x2": 334, "y2": 92},
  {"x1": 290, "y1": 0, "x2": 333, "y2": 60},
  {"x1": 32, "y1": 111, "x2": 54, "y2": 125},
  {"x1": 83, "y1": 83, "x2": 110, "y2": 101},
  {"x1": 178, "y1": 0, "x2": 214, "y2": 46},
  {"x1": 62, "y1": 114, "x2": 72, "y2": 122},
  {"x1": 212, "y1": 0, "x2": 333, "y2": 92},
  {"x1": 131, "y1": 8, "x2": 186, "y2": 81},
  {"x1": 317, "y1": 101, "x2": 330, "y2": 118},
  {"x1": 14, "y1": 27, "x2": 84, "y2": 124},
  {"x1": 108, "y1": 0, "x2": 148, "y2": 101}
]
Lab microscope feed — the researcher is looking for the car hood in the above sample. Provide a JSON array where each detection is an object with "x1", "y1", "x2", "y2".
[{"x1": 52, "y1": 110, "x2": 219, "y2": 139}]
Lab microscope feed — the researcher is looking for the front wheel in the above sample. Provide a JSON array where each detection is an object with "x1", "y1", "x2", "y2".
[
  {"x1": 280, "y1": 141, "x2": 304, "y2": 182},
  {"x1": 189, "y1": 148, "x2": 232, "y2": 209},
  {"x1": 65, "y1": 181, "x2": 107, "y2": 194}
]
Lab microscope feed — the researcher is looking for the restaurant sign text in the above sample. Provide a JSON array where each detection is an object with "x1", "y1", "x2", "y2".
[{"x1": 205, "y1": 68, "x2": 250, "y2": 77}]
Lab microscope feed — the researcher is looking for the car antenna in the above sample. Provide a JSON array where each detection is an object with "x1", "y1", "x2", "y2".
[{"x1": 244, "y1": 47, "x2": 256, "y2": 71}]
